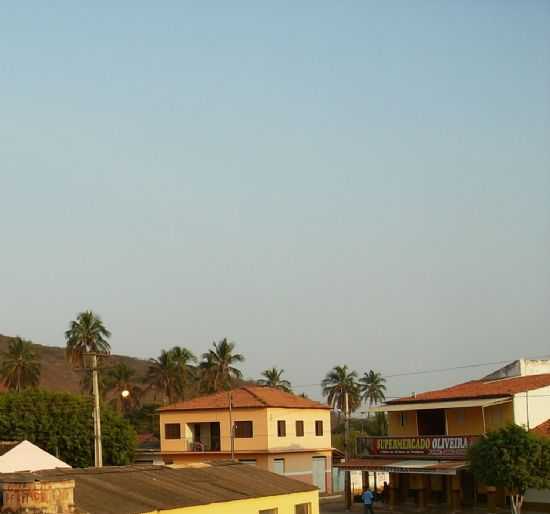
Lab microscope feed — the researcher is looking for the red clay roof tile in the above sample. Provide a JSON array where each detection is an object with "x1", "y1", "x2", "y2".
[
  {"x1": 389, "y1": 373, "x2": 550, "y2": 404},
  {"x1": 532, "y1": 419, "x2": 550, "y2": 438},
  {"x1": 158, "y1": 386, "x2": 330, "y2": 411}
]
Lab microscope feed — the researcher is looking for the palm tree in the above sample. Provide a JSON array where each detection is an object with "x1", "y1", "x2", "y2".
[
  {"x1": 64, "y1": 310, "x2": 111, "y2": 367},
  {"x1": 359, "y1": 370, "x2": 387, "y2": 413},
  {"x1": 321, "y1": 365, "x2": 360, "y2": 414},
  {"x1": 168, "y1": 346, "x2": 197, "y2": 401},
  {"x1": 257, "y1": 367, "x2": 292, "y2": 393},
  {"x1": 0, "y1": 337, "x2": 41, "y2": 392},
  {"x1": 200, "y1": 338, "x2": 244, "y2": 392},
  {"x1": 146, "y1": 350, "x2": 180, "y2": 404},
  {"x1": 106, "y1": 363, "x2": 143, "y2": 413}
]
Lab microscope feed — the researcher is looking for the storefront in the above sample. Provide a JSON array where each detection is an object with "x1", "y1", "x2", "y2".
[{"x1": 336, "y1": 435, "x2": 507, "y2": 512}]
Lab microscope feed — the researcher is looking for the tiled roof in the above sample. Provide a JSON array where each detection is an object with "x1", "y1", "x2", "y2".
[
  {"x1": 158, "y1": 386, "x2": 330, "y2": 411},
  {"x1": 532, "y1": 419, "x2": 550, "y2": 438},
  {"x1": 0, "y1": 462, "x2": 317, "y2": 514},
  {"x1": 388, "y1": 373, "x2": 550, "y2": 404}
]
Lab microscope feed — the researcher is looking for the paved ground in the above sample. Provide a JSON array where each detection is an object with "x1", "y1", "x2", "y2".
[{"x1": 320, "y1": 499, "x2": 388, "y2": 513}]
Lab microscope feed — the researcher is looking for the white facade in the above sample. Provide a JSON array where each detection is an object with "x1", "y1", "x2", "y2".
[{"x1": 513, "y1": 385, "x2": 550, "y2": 430}]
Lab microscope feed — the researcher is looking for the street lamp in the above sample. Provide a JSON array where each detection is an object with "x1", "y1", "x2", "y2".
[{"x1": 121, "y1": 390, "x2": 130, "y2": 399}]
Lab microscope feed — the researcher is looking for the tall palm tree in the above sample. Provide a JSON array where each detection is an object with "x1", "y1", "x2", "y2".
[
  {"x1": 146, "y1": 350, "x2": 179, "y2": 404},
  {"x1": 64, "y1": 310, "x2": 111, "y2": 367},
  {"x1": 321, "y1": 365, "x2": 360, "y2": 414},
  {"x1": 0, "y1": 337, "x2": 41, "y2": 392},
  {"x1": 200, "y1": 338, "x2": 244, "y2": 392},
  {"x1": 257, "y1": 367, "x2": 292, "y2": 393},
  {"x1": 359, "y1": 370, "x2": 387, "y2": 413},
  {"x1": 106, "y1": 363, "x2": 143, "y2": 413},
  {"x1": 168, "y1": 346, "x2": 197, "y2": 401}
]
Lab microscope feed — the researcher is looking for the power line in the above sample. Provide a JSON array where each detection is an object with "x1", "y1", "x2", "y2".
[{"x1": 291, "y1": 357, "x2": 547, "y2": 389}]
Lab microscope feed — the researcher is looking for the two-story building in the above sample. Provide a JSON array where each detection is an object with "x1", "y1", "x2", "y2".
[
  {"x1": 337, "y1": 359, "x2": 550, "y2": 512},
  {"x1": 158, "y1": 386, "x2": 334, "y2": 494}
]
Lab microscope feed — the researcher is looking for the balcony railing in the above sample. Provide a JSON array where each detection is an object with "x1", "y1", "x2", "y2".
[{"x1": 181, "y1": 438, "x2": 220, "y2": 452}]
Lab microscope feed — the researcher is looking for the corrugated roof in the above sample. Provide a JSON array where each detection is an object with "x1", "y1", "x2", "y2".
[
  {"x1": 0, "y1": 462, "x2": 317, "y2": 514},
  {"x1": 158, "y1": 386, "x2": 330, "y2": 412},
  {"x1": 387, "y1": 373, "x2": 550, "y2": 404}
]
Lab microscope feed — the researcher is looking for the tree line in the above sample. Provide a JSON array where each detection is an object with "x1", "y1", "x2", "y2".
[{"x1": 0, "y1": 311, "x2": 388, "y2": 427}]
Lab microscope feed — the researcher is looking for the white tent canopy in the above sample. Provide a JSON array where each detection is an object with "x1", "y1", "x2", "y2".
[{"x1": 0, "y1": 440, "x2": 71, "y2": 473}]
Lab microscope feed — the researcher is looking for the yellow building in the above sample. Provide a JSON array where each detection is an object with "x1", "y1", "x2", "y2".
[
  {"x1": 0, "y1": 461, "x2": 319, "y2": 514},
  {"x1": 338, "y1": 359, "x2": 550, "y2": 512},
  {"x1": 158, "y1": 386, "x2": 333, "y2": 494}
]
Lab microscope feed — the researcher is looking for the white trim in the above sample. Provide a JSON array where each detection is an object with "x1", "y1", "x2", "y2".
[
  {"x1": 370, "y1": 397, "x2": 511, "y2": 413},
  {"x1": 284, "y1": 470, "x2": 313, "y2": 476}
]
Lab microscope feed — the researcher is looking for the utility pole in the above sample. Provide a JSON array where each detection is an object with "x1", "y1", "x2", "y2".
[
  {"x1": 91, "y1": 353, "x2": 103, "y2": 467},
  {"x1": 229, "y1": 390, "x2": 235, "y2": 460},
  {"x1": 344, "y1": 391, "x2": 352, "y2": 511}
]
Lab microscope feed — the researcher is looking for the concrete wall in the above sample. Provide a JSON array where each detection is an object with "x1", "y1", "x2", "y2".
[
  {"x1": 446, "y1": 407, "x2": 485, "y2": 435},
  {"x1": 387, "y1": 411, "x2": 418, "y2": 436},
  {"x1": 144, "y1": 490, "x2": 320, "y2": 514},
  {"x1": 387, "y1": 402, "x2": 514, "y2": 436},
  {"x1": 484, "y1": 359, "x2": 550, "y2": 380},
  {"x1": 266, "y1": 408, "x2": 332, "y2": 452},
  {"x1": 167, "y1": 450, "x2": 333, "y2": 494},
  {"x1": 513, "y1": 385, "x2": 550, "y2": 430},
  {"x1": 160, "y1": 408, "x2": 269, "y2": 453},
  {"x1": 161, "y1": 407, "x2": 332, "y2": 454},
  {"x1": 484, "y1": 402, "x2": 514, "y2": 432}
]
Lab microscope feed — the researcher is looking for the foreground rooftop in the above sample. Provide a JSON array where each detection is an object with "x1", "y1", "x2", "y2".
[{"x1": 0, "y1": 461, "x2": 317, "y2": 514}]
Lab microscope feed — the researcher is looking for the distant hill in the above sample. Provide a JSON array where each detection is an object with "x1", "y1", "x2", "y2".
[{"x1": 0, "y1": 334, "x2": 150, "y2": 394}]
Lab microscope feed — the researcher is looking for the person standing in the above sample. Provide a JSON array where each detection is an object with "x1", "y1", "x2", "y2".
[{"x1": 362, "y1": 486, "x2": 375, "y2": 514}]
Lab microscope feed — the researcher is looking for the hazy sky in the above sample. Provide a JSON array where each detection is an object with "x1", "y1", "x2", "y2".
[{"x1": 1, "y1": 2, "x2": 549, "y2": 402}]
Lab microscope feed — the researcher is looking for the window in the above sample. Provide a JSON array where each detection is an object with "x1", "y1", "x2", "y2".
[
  {"x1": 295, "y1": 503, "x2": 311, "y2": 514},
  {"x1": 272, "y1": 458, "x2": 285, "y2": 475},
  {"x1": 277, "y1": 420, "x2": 286, "y2": 437},
  {"x1": 315, "y1": 420, "x2": 323, "y2": 436},
  {"x1": 296, "y1": 420, "x2": 304, "y2": 437},
  {"x1": 400, "y1": 413, "x2": 407, "y2": 427},
  {"x1": 259, "y1": 509, "x2": 278, "y2": 514},
  {"x1": 234, "y1": 421, "x2": 253, "y2": 438},
  {"x1": 165, "y1": 423, "x2": 181, "y2": 439},
  {"x1": 239, "y1": 459, "x2": 257, "y2": 466}
]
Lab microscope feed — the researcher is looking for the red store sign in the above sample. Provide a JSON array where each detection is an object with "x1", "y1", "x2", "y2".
[{"x1": 357, "y1": 436, "x2": 480, "y2": 458}]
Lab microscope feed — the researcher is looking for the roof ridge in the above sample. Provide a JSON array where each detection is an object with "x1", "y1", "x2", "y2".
[{"x1": 240, "y1": 386, "x2": 270, "y2": 406}]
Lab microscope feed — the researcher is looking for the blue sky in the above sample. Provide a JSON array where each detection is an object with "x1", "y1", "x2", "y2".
[{"x1": 1, "y1": 2, "x2": 549, "y2": 400}]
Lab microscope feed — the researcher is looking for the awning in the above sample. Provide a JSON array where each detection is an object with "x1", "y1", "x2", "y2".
[
  {"x1": 368, "y1": 397, "x2": 511, "y2": 413},
  {"x1": 336, "y1": 458, "x2": 467, "y2": 476}
]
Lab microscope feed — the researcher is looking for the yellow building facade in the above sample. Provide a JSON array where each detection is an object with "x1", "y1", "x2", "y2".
[
  {"x1": 159, "y1": 386, "x2": 334, "y2": 494},
  {"x1": 144, "y1": 491, "x2": 319, "y2": 514}
]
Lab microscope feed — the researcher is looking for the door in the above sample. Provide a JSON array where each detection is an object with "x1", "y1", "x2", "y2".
[
  {"x1": 312, "y1": 456, "x2": 327, "y2": 493},
  {"x1": 272, "y1": 458, "x2": 285, "y2": 475},
  {"x1": 210, "y1": 422, "x2": 221, "y2": 451}
]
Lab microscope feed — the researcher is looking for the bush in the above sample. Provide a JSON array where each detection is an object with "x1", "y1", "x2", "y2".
[{"x1": 0, "y1": 390, "x2": 136, "y2": 467}]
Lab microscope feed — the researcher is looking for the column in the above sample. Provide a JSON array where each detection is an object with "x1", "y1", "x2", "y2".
[
  {"x1": 389, "y1": 473, "x2": 400, "y2": 511},
  {"x1": 496, "y1": 486, "x2": 506, "y2": 508},
  {"x1": 451, "y1": 475, "x2": 461, "y2": 513},
  {"x1": 487, "y1": 486, "x2": 497, "y2": 514}
]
